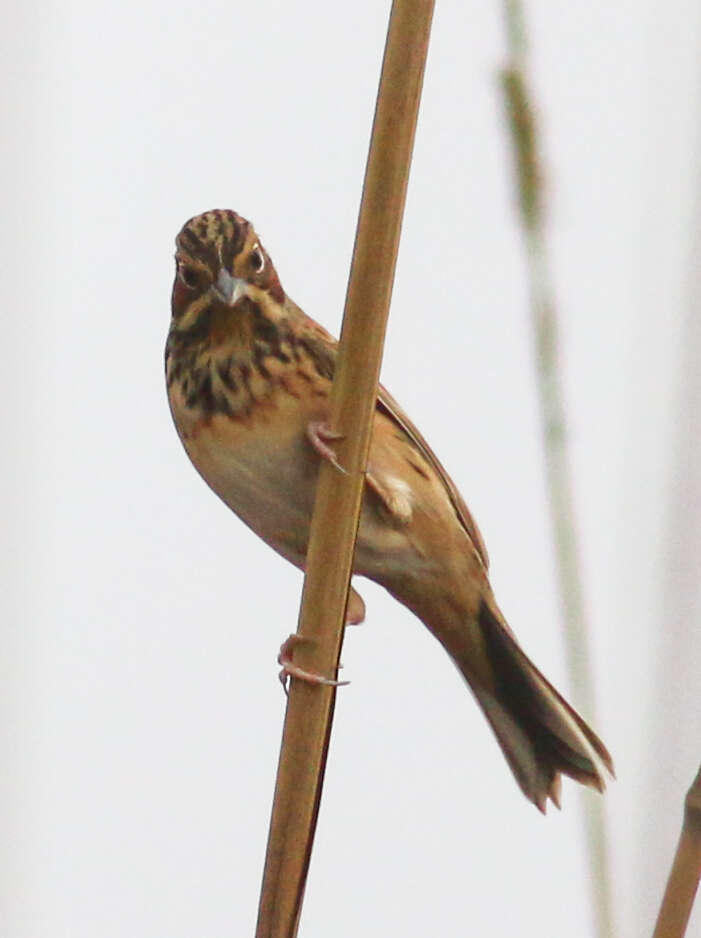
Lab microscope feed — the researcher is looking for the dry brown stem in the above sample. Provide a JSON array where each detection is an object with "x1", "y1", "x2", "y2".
[
  {"x1": 254, "y1": 3, "x2": 435, "y2": 936},
  {"x1": 652, "y1": 763, "x2": 701, "y2": 938}
]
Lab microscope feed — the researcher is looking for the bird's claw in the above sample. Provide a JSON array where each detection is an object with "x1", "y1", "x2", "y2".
[
  {"x1": 277, "y1": 634, "x2": 349, "y2": 695},
  {"x1": 306, "y1": 421, "x2": 348, "y2": 474}
]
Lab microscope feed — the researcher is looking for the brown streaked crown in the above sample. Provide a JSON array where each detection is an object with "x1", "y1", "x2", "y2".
[
  {"x1": 172, "y1": 209, "x2": 285, "y2": 316},
  {"x1": 176, "y1": 209, "x2": 250, "y2": 274}
]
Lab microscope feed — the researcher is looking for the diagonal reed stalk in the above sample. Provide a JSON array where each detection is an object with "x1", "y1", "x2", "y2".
[
  {"x1": 254, "y1": 3, "x2": 435, "y2": 936},
  {"x1": 652, "y1": 763, "x2": 701, "y2": 938},
  {"x1": 500, "y1": 1, "x2": 614, "y2": 936}
]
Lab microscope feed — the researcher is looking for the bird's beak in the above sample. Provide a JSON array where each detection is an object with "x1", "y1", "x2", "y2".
[{"x1": 212, "y1": 268, "x2": 247, "y2": 306}]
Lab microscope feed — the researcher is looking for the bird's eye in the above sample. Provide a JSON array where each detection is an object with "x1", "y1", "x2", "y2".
[
  {"x1": 249, "y1": 246, "x2": 265, "y2": 274},
  {"x1": 178, "y1": 264, "x2": 199, "y2": 289}
]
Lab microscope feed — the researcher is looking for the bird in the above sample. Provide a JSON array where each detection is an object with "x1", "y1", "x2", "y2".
[{"x1": 165, "y1": 208, "x2": 613, "y2": 811}]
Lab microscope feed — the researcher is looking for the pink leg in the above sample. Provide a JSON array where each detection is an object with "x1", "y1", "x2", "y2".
[
  {"x1": 306, "y1": 421, "x2": 347, "y2": 474},
  {"x1": 346, "y1": 586, "x2": 366, "y2": 626},
  {"x1": 277, "y1": 634, "x2": 350, "y2": 693},
  {"x1": 297, "y1": 563, "x2": 365, "y2": 626}
]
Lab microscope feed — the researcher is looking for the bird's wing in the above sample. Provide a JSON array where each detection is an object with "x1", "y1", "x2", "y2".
[
  {"x1": 375, "y1": 384, "x2": 489, "y2": 569},
  {"x1": 288, "y1": 299, "x2": 489, "y2": 569}
]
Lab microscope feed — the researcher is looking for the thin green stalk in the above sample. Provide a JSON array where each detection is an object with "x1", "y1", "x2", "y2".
[{"x1": 500, "y1": 7, "x2": 615, "y2": 938}]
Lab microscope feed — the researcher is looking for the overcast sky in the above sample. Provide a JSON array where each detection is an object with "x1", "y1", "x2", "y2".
[{"x1": 4, "y1": 1, "x2": 701, "y2": 936}]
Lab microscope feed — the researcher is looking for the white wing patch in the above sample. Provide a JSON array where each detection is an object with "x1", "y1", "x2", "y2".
[{"x1": 366, "y1": 469, "x2": 414, "y2": 525}]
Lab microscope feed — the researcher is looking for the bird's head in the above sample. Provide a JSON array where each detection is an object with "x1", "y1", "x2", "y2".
[{"x1": 171, "y1": 209, "x2": 285, "y2": 331}]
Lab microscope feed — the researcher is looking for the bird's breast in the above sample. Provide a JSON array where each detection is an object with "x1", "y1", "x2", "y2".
[{"x1": 168, "y1": 378, "x2": 320, "y2": 563}]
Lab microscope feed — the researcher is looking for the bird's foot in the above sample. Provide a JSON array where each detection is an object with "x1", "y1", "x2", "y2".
[
  {"x1": 346, "y1": 586, "x2": 366, "y2": 626},
  {"x1": 306, "y1": 421, "x2": 347, "y2": 474},
  {"x1": 277, "y1": 634, "x2": 350, "y2": 694}
]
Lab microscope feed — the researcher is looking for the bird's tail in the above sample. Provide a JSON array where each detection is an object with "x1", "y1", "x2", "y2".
[{"x1": 457, "y1": 601, "x2": 613, "y2": 811}]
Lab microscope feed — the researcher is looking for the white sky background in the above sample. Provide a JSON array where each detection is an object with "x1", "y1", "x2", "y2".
[{"x1": 4, "y1": 1, "x2": 701, "y2": 935}]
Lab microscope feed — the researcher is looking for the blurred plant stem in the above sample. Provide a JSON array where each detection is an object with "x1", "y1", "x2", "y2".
[
  {"x1": 652, "y1": 763, "x2": 701, "y2": 938},
  {"x1": 500, "y1": 2, "x2": 614, "y2": 936}
]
